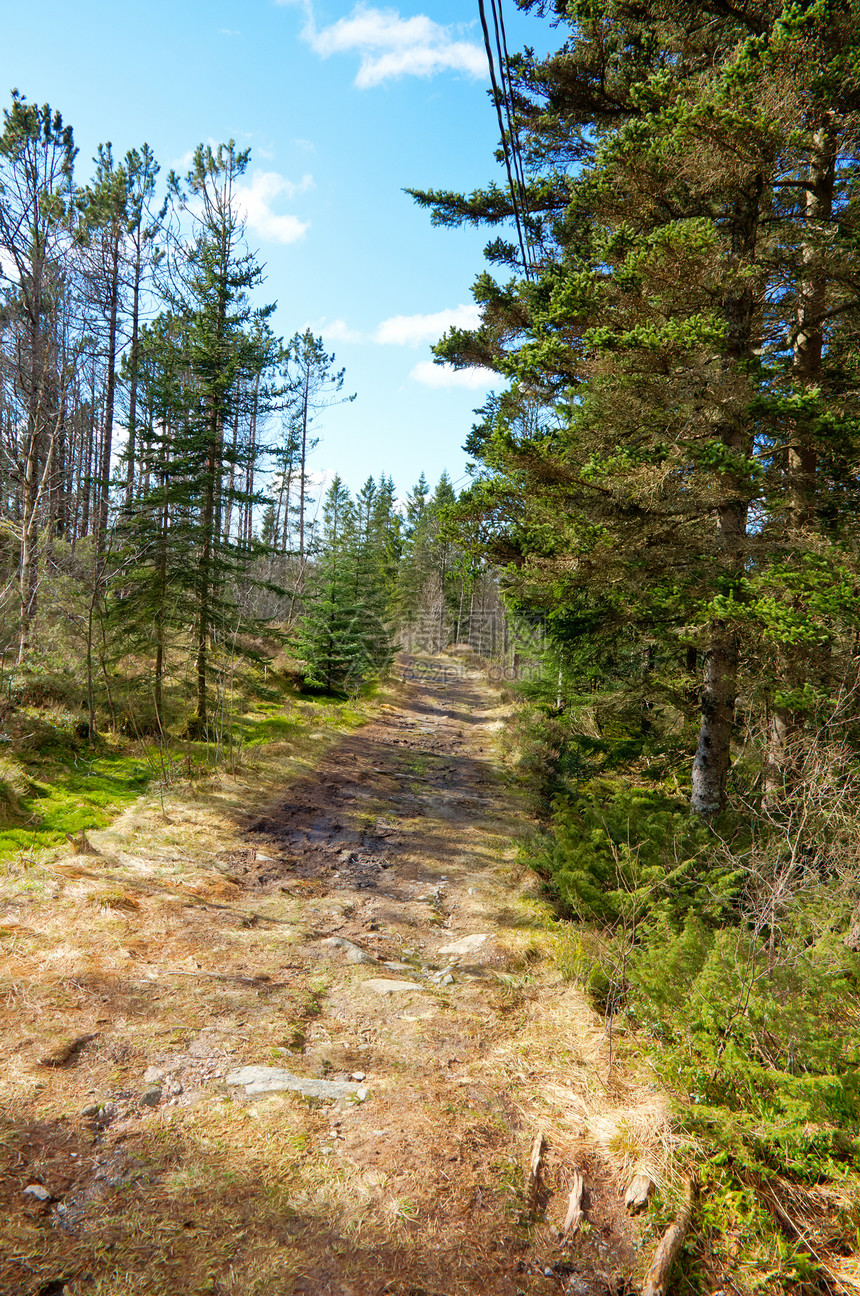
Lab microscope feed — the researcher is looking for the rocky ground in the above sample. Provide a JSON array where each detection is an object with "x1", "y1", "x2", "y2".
[{"x1": 0, "y1": 654, "x2": 673, "y2": 1296}]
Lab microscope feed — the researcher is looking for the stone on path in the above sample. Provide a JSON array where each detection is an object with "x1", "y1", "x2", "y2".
[
  {"x1": 437, "y1": 934, "x2": 490, "y2": 957},
  {"x1": 322, "y1": 936, "x2": 379, "y2": 965},
  {"x1": 364, "y1": 978, "x2": 421, "y2": 996},
  {"x1": 226, "y1": 1066, "x2": 368, "y2": 1101}
]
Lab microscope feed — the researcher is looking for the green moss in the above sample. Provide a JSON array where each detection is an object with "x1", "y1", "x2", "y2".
[{"x1": 0, "y1": 750, "x2": 150, "y2": 860}]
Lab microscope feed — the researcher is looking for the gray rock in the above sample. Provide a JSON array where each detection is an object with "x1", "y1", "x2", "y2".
[
  {"x1": 226, "y1": 1065, "x2": 368, "y2": 1101},
  {"x1": 144, "y1": 1065, "x2": 169, "y2": 1083},
  {"x1": 140, "y1": 1087, "x2": 162, "y2": 1107},
  {"x1": 322, "y1": 936, "x2": 378, "y2": 965},
  {"x1": 24, "y1": 1184, "x2": 51, "y2": 1201},
  {"x1": 364, "y1": 978, "x2": 420, "y2": 995},
  {"x1": 437, "y1": 934, "x2": 489, "y2": 956}
]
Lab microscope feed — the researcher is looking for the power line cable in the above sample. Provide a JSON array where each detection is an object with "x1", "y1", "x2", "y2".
[
  {"x1": 489, "y1": 0, "x2": 535, "y2": 270},
  {"x1": 477, "y1": 0, "x2": 532, "y2": 279}
]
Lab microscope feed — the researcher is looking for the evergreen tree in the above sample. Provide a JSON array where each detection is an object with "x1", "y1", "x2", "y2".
[
  {"x1": 110, "y1": 314, "x2": 194, "y2": 733},
  {"x1": 413, "y1": 0, "x2": 860, "y2": 814},
  {"x1": 154, "y1": 141, "x2": 276, "y2": 735},
  {"x1": 396, "y1": 472, "x2": 461, "y2": 649},
  {"x1": 295, "y1": 476, "x2": 395, "y2": 693}
]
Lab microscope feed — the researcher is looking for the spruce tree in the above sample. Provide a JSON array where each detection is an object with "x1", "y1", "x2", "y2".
[
  {"x1": 412, "y1": 0, "x2": 860, "y2": 814},
  {"x1": 295, "y1": 476, "x2": 395, "y2": 694}
]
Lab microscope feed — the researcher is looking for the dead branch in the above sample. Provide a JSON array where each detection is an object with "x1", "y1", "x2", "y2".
[
  {"x1": 154, "y1": 967, "x2": 280, "y2": 986},
  {"x1": 38, "y1": 1033, "x2": 97, "y2": 1067}
]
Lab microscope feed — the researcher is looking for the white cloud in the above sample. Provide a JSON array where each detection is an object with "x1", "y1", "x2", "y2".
[
  {"x1": 317, "y1": 304, "x2": 481, "y2": 348},
  {"x1": 410, "y1": 361, "x2": 495, "y2": 390},
  {"x1": 278, "y1": 2, "x2": 486, "y2": 88},
  {"x1": 219, "y1": 27, "x2": 241, "y2": 37},
  {"x1": 235, "y1": 170, "x2": 313, "y2": 244},
  {"x1": 307, "y1": 467, "x2": 337, "y2": 491},
  {"x1": 374, "y1": 303, "x2": 481, "y2": 346},
  {"x1": 317, "y1": 318, "x2": 366, "y2": 344}
]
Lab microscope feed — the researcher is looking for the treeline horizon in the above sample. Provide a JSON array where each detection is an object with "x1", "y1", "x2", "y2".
[{"x1": 0, "y1": 89, "x2": 514, "y2": 739}]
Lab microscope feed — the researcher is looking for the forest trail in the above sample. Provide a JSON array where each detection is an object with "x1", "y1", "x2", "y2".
[{"x1": 1, "y1": 656, "x2": 667, "y2": 1296}]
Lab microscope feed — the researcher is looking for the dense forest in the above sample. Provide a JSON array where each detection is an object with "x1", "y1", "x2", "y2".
[{"x1": 409, "y1": 0, "x2": 860, "y2": 1274}]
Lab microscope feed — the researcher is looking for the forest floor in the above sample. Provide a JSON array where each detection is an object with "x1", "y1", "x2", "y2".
[{"x1": 0, "y1": 653, "x2": 675, "y2": 1296}]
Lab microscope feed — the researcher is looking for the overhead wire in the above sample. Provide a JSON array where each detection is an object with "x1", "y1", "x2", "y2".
[
  {"x1": 489, "y1": 0, "x2": 536, "y2": 272},
  {"x1": 477, "y1": 0, "x2": 533, "y2": 280}
]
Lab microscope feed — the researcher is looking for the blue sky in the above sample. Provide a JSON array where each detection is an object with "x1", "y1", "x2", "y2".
[{"x1": 1, "y1": 1, "x2": 551, "y2": 500}]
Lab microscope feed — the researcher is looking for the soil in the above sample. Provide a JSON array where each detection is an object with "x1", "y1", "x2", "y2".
[{"x1": 0, "y1": 654, "x2": 656, "y2": 1296}]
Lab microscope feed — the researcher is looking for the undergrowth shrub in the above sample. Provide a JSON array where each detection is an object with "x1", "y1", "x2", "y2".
[
  {"x1": 527, "y1": 780, "x2": 744, "y2": 929},
  {"x1": 528, "y1": 771, "x2": 860, "y2": 1216}
]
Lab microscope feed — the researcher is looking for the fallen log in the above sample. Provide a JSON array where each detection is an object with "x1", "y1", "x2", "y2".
[{"x1": 642, "y1": 1178, "x2": 696, "y2": 1296}]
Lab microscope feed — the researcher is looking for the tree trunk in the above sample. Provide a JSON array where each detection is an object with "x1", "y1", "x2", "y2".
[
  {"x1": 298, "y1": 366, "x2": 310, "y2": 559},
  {"x1": 690, "y1": 180, "x2": 761, "y2": 815},
  {"x1": 97, "y1": 234, "x2": 121, "y2": 556},
  {"x1": 125, "y1": 246, "x2": 143, "y2": 507},
  {"x1": 764, "y1": 118, "x2": 836, "y2": 798},
  {"x1": 691, "y1": 621, "x2": 738, "y2": 815}
]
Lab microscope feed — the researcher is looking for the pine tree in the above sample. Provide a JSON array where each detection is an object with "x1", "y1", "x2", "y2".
[
  {"x1": 412, "y1": 0, "x2": 860, "y2": 814},
  {"x1": 156, "y1": 141, "x2": 276, "y2": 736}
]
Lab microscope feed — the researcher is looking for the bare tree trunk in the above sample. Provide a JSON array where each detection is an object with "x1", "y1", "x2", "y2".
[
  {"x1": 244, "y1": 373, "x2": 259, "y2": 545},
  {"x1": 691, "y1": 623, "x2": 738, "y2": 815},
  {"x1": 298, "y1": 366, "x2": 310, "y2": 560},
  {"x1": 97, "y1": 235, "x2": 121, "y2": 556}
]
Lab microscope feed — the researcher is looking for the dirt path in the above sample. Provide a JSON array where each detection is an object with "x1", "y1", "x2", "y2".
[{"x1": 0, "y1": 656, "x2": 663, "y2": 1296}]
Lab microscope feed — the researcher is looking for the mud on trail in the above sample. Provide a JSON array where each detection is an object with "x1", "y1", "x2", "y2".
[{"x1": 0, "y1": 656, "x2": 669, "y2": 1296}]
